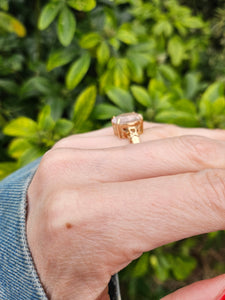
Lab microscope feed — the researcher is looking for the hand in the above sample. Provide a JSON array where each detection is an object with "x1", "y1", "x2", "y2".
[{"x1": 27, "y1": 123, "x2": 225, "y2": 300}]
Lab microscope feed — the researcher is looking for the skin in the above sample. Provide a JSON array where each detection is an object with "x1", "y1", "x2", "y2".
[{"x1": 27, "y1": 123, "x2": 225, "y2": 300}]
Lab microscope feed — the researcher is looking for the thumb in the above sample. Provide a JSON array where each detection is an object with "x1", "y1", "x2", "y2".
[{"x1": 161, "y1": 274, "x2": 225, "y2": 300}]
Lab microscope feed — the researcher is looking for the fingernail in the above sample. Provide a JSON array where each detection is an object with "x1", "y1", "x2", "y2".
[{"x1": 219, "y1": 295, "x2": 225, "y2": 300}]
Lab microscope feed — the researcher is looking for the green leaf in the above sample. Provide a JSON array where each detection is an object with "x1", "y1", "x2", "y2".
[
  {"x1": 0, "y1": 114, "x2": 6, "y2": 128},
  {"x1": 149, "y1": 255, "x2": 170, "y2": 282},
  {"x1": 57, "y1": 6, "x2": 76, "y2": 47},
  {"x1": 0, "y1": 11, "x2": 26, "y2": 37},
  {"x1": 37, "y1": 105, "x2": 55, "y2": 131},
  {"x1": 99, "y1": 70, "x2": 113, "y2": 94},
  {"x1": 109, "y1": 37, "x2": 120, "y2": 51},
  {"x1": 97, "y1": 41, "x2": 110, "y2": 66},
  {"x1": 38, "y1": 2, "x2": 61, "y2": 30},
  {"x1": 117, "y1": 28, "x2": 138, "y2": 45},
  {"x1": 93, "y1": 104, "x2": 123, "y2": 120},
  {"x1": 158, "y1": 65, "x2": 178, "y2": 83},
  {"x1": 131, "y1": 85, "x2": 151, "y2": 107},
  {"x1": 155, "y1": 95, "x2": 173, "y2": 112},
  {"x1": 181, "y1": 239, "x2": 197, "y2": 256},
  {"x1": 128, "y1": 41, "x2": 156, "y2": 55},
  {"x1": 127, "y1": 57, "x2": 144, "y2": 83},
  {"x1": 54, "y1": 119, "x2": 74, "y2": 136},
  {"x1": 172, "y1": 256, "x2": 197, "y2": 281},
  {"x1": 155, "y1": 264, "x2": 170, "y2": 281},
  {"x1": 3, "y1": 117, "x2": 38, "y2": 138},
  {"x1": 153, "y1": 20, "x2": 173, "y2": 37},
  {"x1": 0, "y1": 0, "x2": 9, "y2": 11},
  {"x1": 173, "y1": 99, "x2": 197, "y2": 114},
  {"x1": 113, "y1": 66, "x2": 130, "y2": 90},
  {"x1": 112, "y1": 58, "x2": 130, "y2": 89},
  {"x1": 66, "y1": 52, "x2": 91, "y2": 90},
  {"x1": 127, "y1": 52, "x2": 150, "y2": 69},
  {"x1": 19, "y1": 147, "x2": 44, "y2": 167},
  {"x1": 20, "y1": 77, "x2": 52, "y2": 98},
  {"x1": 201, "y1": 82, "x2": 224, "y2": 102},
  {"x1": 0, "y1": 162, "x2": 18, "y2": 180},
  {"x1": 73, "y1": 85, "x2": 97, "y2": 128},
  {"x1": 44, "y1": 97, "x2": 65, "y2": 120},
  {"x1": 155, "y1": 110, "x2": 199, "y2": 127},
  {"x1": 0, "y1": 79, "x2": 19, "y2": 94},
  {"x1": 106, "y1": 87, "x2": 134, "y2": 112},
  {"x1": 47, "y1": 47, "x2": 77, "y2": 71},
  {"x1": 182, "y1": 17, "x2": 204, "y2": 29},
  {"x1": 168, "y1": 36, "x2": 185, "y2": 66},
  {"x1": 80, "y1": 32, "x2": 101, "y2": 49},
  {"x1": 212, "y1": 97, "x2": 225, "y2": 115},
  {"x1": 199, "y1": 82, "x2": 225, "y2": 121},
  {"x1": 183, "y1": 73, "x2": 200, "y2": 99},
  {"x1": 149, "y1": 255, "x2": 158, "y2": 268},
  {"x1": 67, "y1": 0, "x2": 96, "y2": 12},
  {"x1": 8, "y1": 138, "x2": 31, "y2": 159},
  {"x1": 199, "y1": 99, "x2": 212, "y2": 119},
  {"x1": 132, "y1": 253, "x2": 149, "y2": 278},
  {"x1": 148, "y1": 79, "x2": 167, "y2": 101}
]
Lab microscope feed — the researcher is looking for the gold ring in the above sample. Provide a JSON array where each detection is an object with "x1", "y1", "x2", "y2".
[{"x1": 111, "y1": 112, "x2": 143, "y2": 144}]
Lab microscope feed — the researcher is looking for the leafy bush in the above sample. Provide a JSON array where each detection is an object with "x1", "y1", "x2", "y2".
[{"x1": 1, "y1": 0, "x2": 225, "y2": 298}]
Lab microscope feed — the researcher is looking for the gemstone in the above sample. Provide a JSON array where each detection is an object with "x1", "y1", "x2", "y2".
[{"x1": 111, "y1": 112, "x2": 142, "y2": 125}]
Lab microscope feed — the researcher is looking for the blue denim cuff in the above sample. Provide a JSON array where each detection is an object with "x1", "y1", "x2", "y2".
[{"x1": 0, "y1": 158, "x2": 48, "y2": 299}]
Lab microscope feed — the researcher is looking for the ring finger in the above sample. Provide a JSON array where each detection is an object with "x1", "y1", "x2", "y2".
[
  {"x1": 47, "y1": 134, "x2": 225, "y2": 185},
  {"x1": 54, "y1": 123, "x2": 225, "y2": 150}
]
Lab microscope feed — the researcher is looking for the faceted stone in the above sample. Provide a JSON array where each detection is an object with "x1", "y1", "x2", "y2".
[{"x1": 111, "y1": 112, "x2": 142, "y2": 125}]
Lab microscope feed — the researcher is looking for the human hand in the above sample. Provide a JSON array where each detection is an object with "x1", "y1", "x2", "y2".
[{"x1": 27, "y1": 123, "x2": 225, "y2": 300}]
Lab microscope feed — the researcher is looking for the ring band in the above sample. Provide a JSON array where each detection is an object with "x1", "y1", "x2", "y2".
[{"x1": 111, "y1": 112, "x2": 143, "y2": 144}]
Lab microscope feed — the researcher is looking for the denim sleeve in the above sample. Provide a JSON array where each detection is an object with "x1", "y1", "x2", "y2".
[
  {"x1": 0, "y1": 158, "x2": 48, "y2": 299},
  {"x1": 0, "y1": 159, "x2": 121, "y2": 300}
]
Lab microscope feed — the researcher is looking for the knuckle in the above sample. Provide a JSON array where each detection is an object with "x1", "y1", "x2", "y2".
[
  {"x1": 43, "y1": 188, "x2": 82, "y2": 236},
  {"x1": 52, "y1": 137, "x2": 66, "y2": 149},
  {"x1": 42, "y1": 184, "x2": 110, "y2": 247},
  {"x1": 39, "y1": 148, "x2": 83, "y2": 179},
  {"x1": 196, "y1": 169, "x2": 225, "y2": 214},
  {"x1": 178, "y1": 135, "x2": 216, "y2": 167},
  {"x1": 52, "y1": 136, "x2": 72, "y2": 149},
  {"x1": 40, "y1": 147, "x2": 106, "y2": 184},
  {"x1": 38, "y1": 149, "x2": 62, "y2": 176},
  {"x1": 151, "y1": 124, "x2": 178, "y2": 138},
  {"x1": 164, "y1": 123, "x2": 179, "y2": 134},
  {"x1": 43, "y1": 191, "x2": 63, "y2": 235}
]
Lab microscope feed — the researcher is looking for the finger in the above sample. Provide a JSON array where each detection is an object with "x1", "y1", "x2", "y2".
[
  {"x1": 161, "y1": 274, "x2": 225, "y2": 300},
  {"x1": 77, "y1": 169, "x2": 225, "y2": 272},
  {"x1": 54, "y1": 124, "x2": 225, "y2": 150},
  {"x1": 53, "y1": 122, "x2": 158, "y2": 149},
  {"x1": 70, "y1": 123, "x2": 225, "y2": 140},
  {"x1": 48, "y1": 136, "x2": 225, "y2": 184}
]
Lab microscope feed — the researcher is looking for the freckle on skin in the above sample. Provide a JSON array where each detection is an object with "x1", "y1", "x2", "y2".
[{"x1": 66, "y1": 223, "x2": 73, "y2": 229}]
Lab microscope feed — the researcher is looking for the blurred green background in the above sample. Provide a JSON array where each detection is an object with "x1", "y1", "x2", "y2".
[{"x1": 0, "y1": 0, "x2": 225, "y2": 298}]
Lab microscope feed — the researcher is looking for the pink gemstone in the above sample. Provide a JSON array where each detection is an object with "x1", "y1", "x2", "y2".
[{"x1": 112, "y1": 112, "x2": 142, "y2": 125}]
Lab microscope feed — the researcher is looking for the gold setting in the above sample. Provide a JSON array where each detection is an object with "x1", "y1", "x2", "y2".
[{"x1": 111, "y1": 112, "x2": 143, "y2": 144}]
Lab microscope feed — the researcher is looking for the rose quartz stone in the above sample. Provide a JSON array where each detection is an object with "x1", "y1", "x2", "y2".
[{"x1": 111, "y1": 112, "x2": 142, "y2": 124}]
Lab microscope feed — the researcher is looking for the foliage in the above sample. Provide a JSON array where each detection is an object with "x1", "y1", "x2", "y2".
[
  {"x1": 120, "y1": 231, "x2": 225, "y2": 299},
  {"x1": 1, "y1": 0, "x2": 225, "y2": 298}
]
